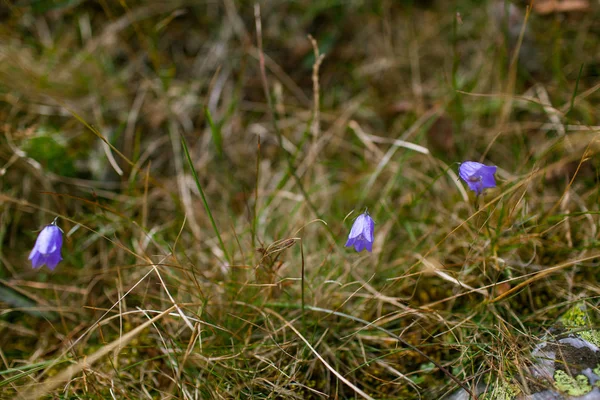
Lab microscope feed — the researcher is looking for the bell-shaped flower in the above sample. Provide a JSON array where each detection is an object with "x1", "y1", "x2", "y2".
[
  {"x1": 345, "y1": 212, "x2": 375, "y2": 252},
  {"x1": 29, "y1": 221, "x2": 63, "y2": 270},
  {"x1": 459, "y1": 161, "x2": 497, "y2": 195}
]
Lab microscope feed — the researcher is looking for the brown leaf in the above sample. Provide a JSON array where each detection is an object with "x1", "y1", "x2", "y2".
[
  {"x1": 533, "y1": 0, "x2": 590, "y2": 14},
  {"x1": 495, "y1": 282, "x2": 511, "y2": 297}
]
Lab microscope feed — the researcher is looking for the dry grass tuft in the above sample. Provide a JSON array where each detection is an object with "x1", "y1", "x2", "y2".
[{"x1": 1, "y1": 1, "x2": 599, "y2": 399}]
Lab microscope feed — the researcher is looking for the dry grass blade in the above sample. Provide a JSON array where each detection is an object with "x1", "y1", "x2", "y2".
[
  {"x1": 418, "y1": 254, "x2": 488, "y2": 298},
  {"x1": 264, "y1": 308, "x2": 376, "y2": 400},
  {"x1": 490, "y1": 253, "x2": 600, "y2": 303},
  {"x1": 20, "y1": 306, "x2": 175, "y2": 399}
]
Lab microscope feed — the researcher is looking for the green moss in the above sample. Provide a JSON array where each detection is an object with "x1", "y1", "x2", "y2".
[
  {"x1": 554, "y1": 370, "x2": 592, "y2": 396},
  {"x1": 481, "y1": 381, "x2": 519, "y2": 400},
  {"x1": 579, "y1": 330, "x2": 600, "y2": 349},
  {"x1": 560, "y1": 303, "x2": 590, "y2": 329},
  {"x1": 559, "y1": 303, "x2": 600, "y2": 348}
]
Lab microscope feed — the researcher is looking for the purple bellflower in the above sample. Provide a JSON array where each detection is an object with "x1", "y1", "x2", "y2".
[
  {"x1": 459, "y1": 161, "x2": 497, "y2": 196},
  {"x1": 29, "y1": 220, "x2": 63, "y2": 270},
  {"x1": 345, "y1": 212, "x2": 375, "y2": 252}
]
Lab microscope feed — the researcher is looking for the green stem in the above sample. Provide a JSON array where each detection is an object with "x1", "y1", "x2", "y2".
[{"x1": 181, "y1": 136, "x2": 231, "y2": 265}]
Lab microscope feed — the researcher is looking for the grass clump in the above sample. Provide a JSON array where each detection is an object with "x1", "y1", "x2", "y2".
[{"x1": 1, "y1": 1, "x2": 600, "y2": 399}]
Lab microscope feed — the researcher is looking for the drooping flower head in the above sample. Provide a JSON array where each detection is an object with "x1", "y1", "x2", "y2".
[
  {"x1": 29, "y1": 219, "x2": 63, "y2": 270},
  {"x1": 345, "y1": 212, "x2": 375, "y2": 253},
  {"x1": 458, "y1": 161, "x2": 497, "y2": 195}
]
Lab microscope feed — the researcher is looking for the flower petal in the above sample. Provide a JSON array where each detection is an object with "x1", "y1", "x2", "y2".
[
  {"x1": 45, "y1": 252, "x2": 63, "y2": 270},
  {"x1": 35, "y1": 226, "x2": 62, "y2": 254},
  {"x1": 480, "y1": 166, "x2": 497, "y2": 188},
  {"x1": 29, "y1": 251, "x2": 43, "y2": 269},
  {"x1": 364, "y1": 218, "x2": 374, "y2": 242},
  {"x1": 459, "y1": 161, "x2": 497, "y2": 195},
  {"x1": 353, "y1": 238, "x2": 365, "y2": 252},
  {"x1": 345, "y1": 237, "x2": 356, "y2": 248},
  {"x1": 345, "y1": 213, "x2": 375, "y2": 253},
  {"x1": 347, "y1": 214, "x2": 369, "y2": 239},
  {"x1": 30, "y1": 223, "x2": 64, "y2": 270},
  {"x1": 458, "y1": 161, "x2": 484, "y2": 182}
]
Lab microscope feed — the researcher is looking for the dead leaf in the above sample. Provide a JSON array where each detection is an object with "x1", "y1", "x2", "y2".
[
  {"x1": 533, "y1": 0, "x2": 590, "y2": 14},
  {"x1": 495, "y1": 282, "x2": 511, "y2": 297}
]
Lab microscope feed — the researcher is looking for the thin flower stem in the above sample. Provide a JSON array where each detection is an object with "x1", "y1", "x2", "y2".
[
  {"x1": 254, "y1": 4, "x2": 333, "y2": 239},
  {"x1": 180, "y1": 136, "x2": 232, "y2": 265},
  {"x1": 253, "y1": 136, "x2": 260, "y2": 255},
  {"x1": 567, "y1": 63, "x2": 584, "y2": 117},
  {"x1": 300, "y1": 240, "x2": 305, "y2": 327}
]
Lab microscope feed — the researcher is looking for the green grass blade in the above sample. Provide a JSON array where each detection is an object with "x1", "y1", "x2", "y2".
[
  {"x1": 180, "y1": 136, "x2": 231, "y2": 265},
  {"x1": 567, "y1": 63, "x2": 584, "y2": 117},
  {"x1": 204, "y1": 107, "x2": 223, "y2": 158},
  {"x1": 0, "y1": 360, "x2": 65, "y2": 387}
]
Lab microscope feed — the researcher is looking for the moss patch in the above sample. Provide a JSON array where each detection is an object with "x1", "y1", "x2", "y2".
[
  {"x1": 481, "y1": 381, "x2": 519, "y2": 400},
  {"x1": 554, "y1": 370, "x2": 592, "y2": 396},
  {"x1": 560, "y1": 303, "x2": 591, "y2": 329},
  {"x1": 559, "y1": 303, "x2": 600, "y2": 348},
  {"x1": 579, "y1": 330, "x2": 600, "y2": 349}
]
